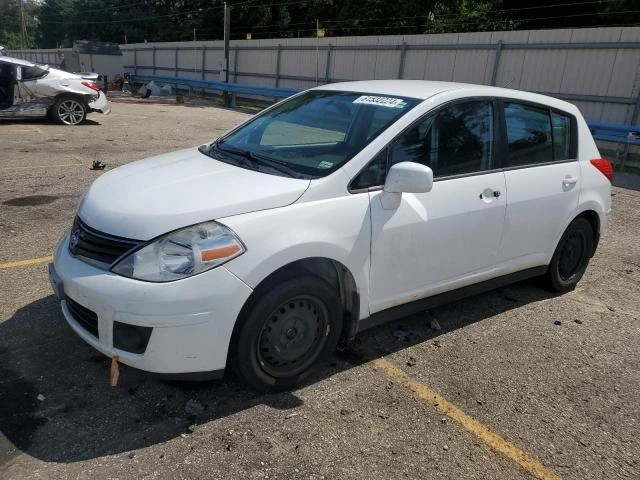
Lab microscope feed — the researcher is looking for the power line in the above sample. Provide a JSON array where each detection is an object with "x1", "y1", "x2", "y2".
[{"x1": 30, "y1": 0, "x2": 624, "y2": 22}]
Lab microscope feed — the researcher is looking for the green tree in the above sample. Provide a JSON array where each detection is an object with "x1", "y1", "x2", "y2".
[{"x1": 0, "y1": 0, "x2": 39, "y2": 49}]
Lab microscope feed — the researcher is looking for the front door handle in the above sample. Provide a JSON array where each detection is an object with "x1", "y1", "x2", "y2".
[
  {"x1": 563, "y1": 175, "x2": 578, "y2": 186},
  {"x1": 479, "y1": 189, "x2": 501, "y2": 200}
]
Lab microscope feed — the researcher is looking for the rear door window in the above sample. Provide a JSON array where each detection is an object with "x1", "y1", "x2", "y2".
[{"x1": 21, "y1": 64, "x2": 48, "y2": 80}]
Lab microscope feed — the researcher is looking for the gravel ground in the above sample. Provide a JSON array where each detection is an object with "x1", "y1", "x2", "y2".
[{"x1": 0, "y1": 101, "x2": 638, "y2": 480}]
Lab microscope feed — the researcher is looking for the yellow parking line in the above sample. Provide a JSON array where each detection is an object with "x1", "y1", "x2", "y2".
[
  {"x1": 373, "y1": 358, "x2": 561, "y2": 480},
  {"x1": 70, "y1": 154, "x2": 90, "y2": 167},
  {"x1": 0, "y1": 255, "x2": 53, "y2": 269},
  {"x1": 0, "y1": 126, "x2": 43, "y2": 134},
  {"x1": 0, "y1": 164, "x2": 81, "y2": 171}
]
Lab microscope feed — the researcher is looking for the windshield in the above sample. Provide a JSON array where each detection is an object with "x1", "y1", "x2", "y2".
[{"x1": 202, "y1": 90, "x2": 421, "y2": 178}]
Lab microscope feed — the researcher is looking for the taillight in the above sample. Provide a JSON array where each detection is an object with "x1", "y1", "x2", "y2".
[
  {"x1": 81, "y1": 81, "x2": 101, "y2": 92},
  {"x1": 590, "y1": 158, "x2": 613, "y2": 182}
]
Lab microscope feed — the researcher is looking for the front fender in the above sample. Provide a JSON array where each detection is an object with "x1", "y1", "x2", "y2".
[{"x1": 221, "y1": 194, "x2": 372, "y2": 319}]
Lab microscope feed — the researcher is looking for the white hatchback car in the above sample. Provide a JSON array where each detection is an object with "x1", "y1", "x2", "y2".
[{"x1": 49, "y1": 81, "x2": 612, "y2": 391}]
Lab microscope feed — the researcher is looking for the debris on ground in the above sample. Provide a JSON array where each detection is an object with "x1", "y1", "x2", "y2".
[
  {"x1": 285, "y1": 412, "x2": 299, "y2": 419},
  {"x1": 429, "y1": 319, "x2": 442, "y2": 331},
  {"x1": 607, "y1": 305, "x2": 616, "y2": 312},
  {"x1": 340, "y1": 408, "x2": 352, "y2": 416},
  {"x1": 110, "y1": 356, "x2": 120, "y2": 387},
  {"x1": 574, "y1": 319, "x2": 583, "y2": 325},
  {"x1": 392, "y1": 328, "x2": 411, "y2": 340},
  {"x1": 36, "y1": 394, "x2": 45, "y2": 401},
  {"x1": 185, "y1": 399, "x2": 205, "y2": 418},
  {"x1": 91, "y1": 160, "x2": 106, "y2": 170},
  {"x1": 432, "y1": 340, "x2": 442, "y2": 348},
  {"x1": 554, "y1": 320, "x2": 562, "y2": 326},
  {"x1": 406, "y1": 356, "x2": 417, "y2": 367},
  {"x1": 443, "y1": 445, "x2": 449, "y2": 451}
]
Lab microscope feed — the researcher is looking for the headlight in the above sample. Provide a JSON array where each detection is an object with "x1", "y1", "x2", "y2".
[{"x1": 111, "y1": 221, "x2": 245, "y2": 282}]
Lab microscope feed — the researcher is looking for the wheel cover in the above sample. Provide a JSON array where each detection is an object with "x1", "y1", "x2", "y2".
[
  {"x1": 58, "y1": 100, "x2": 84, "y2": 125},
  {"x1": 257, "y1": 295, "x2": 329, "y2": 378},
  {"x1": 558, "y1": 231, "x2": 586, "y2": 281}
]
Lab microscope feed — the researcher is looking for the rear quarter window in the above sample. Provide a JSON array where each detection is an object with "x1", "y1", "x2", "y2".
[
  {"x1": 551, "y1": 112, "x2": 572, "y2": 160},
  {"x1": 504, "y1": 102, "x2": 553, "y2": 167}
]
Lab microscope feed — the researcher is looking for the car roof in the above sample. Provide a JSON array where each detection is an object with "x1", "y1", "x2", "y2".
[
  {"x1": 0, "y1": 56, "x2": 39, "y2": 67},
  {"x1": 314, "y1": 80, "x2": 577, "y2": 113}
]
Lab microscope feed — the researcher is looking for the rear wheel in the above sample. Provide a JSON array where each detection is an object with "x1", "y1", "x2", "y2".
[
  {"x1": 232, "y1": 276, "x2": 342, "y2": 392},
  {"x1": 50, "y1": 96, "x2": 87, "y2": 125},
  {"x1": 544, "y1": 217, "x2": 594, "y2": 292}
]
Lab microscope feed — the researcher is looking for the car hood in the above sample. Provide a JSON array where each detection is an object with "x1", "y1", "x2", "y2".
[{"x1": 79, "y1": 147, "x2": 310, "y2": 240}]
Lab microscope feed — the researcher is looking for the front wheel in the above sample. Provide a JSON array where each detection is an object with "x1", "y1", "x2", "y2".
[
  {"x1": 231, "y1": 276, "x2": 343, "y2": 392},
  {"x1": 544, "y1": 217, "x2": 594, "y2": 292},
  {"x1": 50, "y1": 96, "x2": 87, "y2": 125}
]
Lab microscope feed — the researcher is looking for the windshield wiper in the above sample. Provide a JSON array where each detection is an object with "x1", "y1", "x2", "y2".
[
  {"x1": 199, "y1": 142, "x2": 255, "y2": 170},
  {"x1": 214, "y1": 143, "x2": 306, "y2": 179},
  {"x1": 246, "y1": 151, "x2": 306, "y2": 179}
]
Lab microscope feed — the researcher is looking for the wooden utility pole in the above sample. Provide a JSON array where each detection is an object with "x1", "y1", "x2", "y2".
[
  {"x1": 223, "y1": 2, "x2": 231, "y2": 106},
  {"x1": 19, "y1": 0, "x2": 27, "y2": 48}
]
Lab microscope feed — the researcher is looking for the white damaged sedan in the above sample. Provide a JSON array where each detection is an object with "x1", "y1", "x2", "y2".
[{"x1": 0, "y1": 56, "x2": 110, "y2": 125}]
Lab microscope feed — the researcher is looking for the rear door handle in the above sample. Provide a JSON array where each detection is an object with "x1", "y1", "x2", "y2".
[{"x1": 563, "y1": 175, "x2": 578, "y2": 186}]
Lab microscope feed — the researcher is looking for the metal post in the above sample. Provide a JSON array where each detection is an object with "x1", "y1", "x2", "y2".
[
  {"x1": 201, "y1": 47, "x2": 206, "y2": 97},
  {"x1": 133, "y1": 48, "x2": 137, "y2": 75},
  {"x1": 201, "y1": 48, "x2": 206, "y2": 80},
  {"x1": 491, "y1": 40, "x2": 503, "y2": 86},
  {"x1": 233, "y1": 46, "x2": 239, "y2": 83},
  {"x1": 325, "y1": 44, "x2": 332, "y2": 83},
  {"x1": 275, "y1": 44, "x2": 282, "y2": 87},
  {"x1": 397, "y1": 42, "x2": 408, "y2": 79},
  {"x1": 315, "y1": 19, "x2": 319, "y2": 86},
  {"x1": 152, "y1": 47, "x2": 156, "y2": 76},
  {"x1": 621, "y1": 94, "x2": 640, "y2": 171},
  {"x1": 174, "y1": 48, "x2": 178, "y2": 77},
  {"x1": 223, "y1": 2, "x2": 231, "y2": 106},
  {"x1": 274, "y1": 44, "x2": 282, "y2": 103}
]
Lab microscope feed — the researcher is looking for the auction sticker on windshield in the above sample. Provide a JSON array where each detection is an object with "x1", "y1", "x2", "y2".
[{"x1": 353, "y1": 96, "x2": 407, "y2": 108}]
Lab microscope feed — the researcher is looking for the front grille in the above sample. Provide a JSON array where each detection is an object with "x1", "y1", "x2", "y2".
[
  {"x1": 66, "y1": 296, "x2": 99, "y2": 338},
  {"x1": 69, "y1": 217, "x2": 141, "y2": 266}
]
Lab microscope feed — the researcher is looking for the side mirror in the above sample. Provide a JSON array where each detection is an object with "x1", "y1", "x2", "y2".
[
  {"x1": 384, "y1": 162, "x2": 433, "y2": 194},
  {"x1": 381, "y1": 162, "x2": 433, "y2": 210}
]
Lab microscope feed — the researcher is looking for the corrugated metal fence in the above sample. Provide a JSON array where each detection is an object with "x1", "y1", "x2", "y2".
[
  {"x1": 8, "y1": 26, "x2": 640, "y2": 124},
  {"x1": 118, "y1": 26, "x2": 640, "y2": 124}
]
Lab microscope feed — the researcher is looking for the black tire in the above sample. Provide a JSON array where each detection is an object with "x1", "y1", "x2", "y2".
[
  {"x1": 232, "y1": 275, "x2": 342, "y2": 392},
  {"x1": 544, "y1": 217, "x2": 594, "y2": 292},
  {"x1": 50, "y1": 95, "x2": 87, "y2": 125}
]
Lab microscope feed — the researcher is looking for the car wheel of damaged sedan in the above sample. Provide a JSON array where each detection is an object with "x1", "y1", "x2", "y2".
[{"x1": 51, "y1": 96, "x2": 87, "y2": 125}]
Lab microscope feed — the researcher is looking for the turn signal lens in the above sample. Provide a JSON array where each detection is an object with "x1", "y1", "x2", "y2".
[
  {"x1": 200, "y1": 244, "x2": 242, "y2": 262},
  {"x1": 81, "y1": 81, "x2": 101, "y2": 92},
  {"x1": 590, "y1": 158, "x2": 613, "y2": 182}
]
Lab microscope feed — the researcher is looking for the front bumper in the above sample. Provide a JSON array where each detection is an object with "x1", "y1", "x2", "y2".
[
  {"x1": 50, "y1": 232, "x2": 253, "y2": 375},
  {"x1": 88, "y1": 91, "x2": 111, "y2": 115}
]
